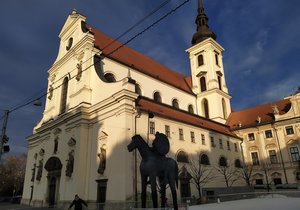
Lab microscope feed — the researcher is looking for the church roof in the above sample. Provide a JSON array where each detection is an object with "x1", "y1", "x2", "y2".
[
  {"x1": 136, "y1": 97, "x2": 239, "y2": 139},
  {"x1": 85, "y1": 24, "x2": 193, "y2": 94},
  {"x1": 226, "y1": 99, "x2": 291, "y2": 130}
]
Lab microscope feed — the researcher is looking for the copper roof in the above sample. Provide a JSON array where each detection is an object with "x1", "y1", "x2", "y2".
[
  {"x1": 137, "y1": 97, "x2": 239, "y2": 139},
  {"x1": 226, "y1": 99, "x2": 291, "y2": 130},
  {"x1": 86, "y1": 24, "x2": 193, "y2": 94}
]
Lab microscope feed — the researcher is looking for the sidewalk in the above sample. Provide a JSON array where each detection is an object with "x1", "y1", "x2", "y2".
[{"x1": 0, "y1": 203, "x2": 63, "y2": 210}]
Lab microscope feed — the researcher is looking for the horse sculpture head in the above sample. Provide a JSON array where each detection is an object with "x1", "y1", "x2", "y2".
[{"x1": 127, "y1": 134, "x2": 145, "y2": 152}]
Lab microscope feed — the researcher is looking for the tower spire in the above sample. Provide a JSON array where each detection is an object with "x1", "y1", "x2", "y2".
[{"x1": 191, "y1": 0, "x2": 217, "y2": 45}]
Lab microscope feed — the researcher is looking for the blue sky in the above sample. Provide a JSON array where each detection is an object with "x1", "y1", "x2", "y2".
[{"x1": 0, "y1": 0, "x2": 299, "y2": 156}]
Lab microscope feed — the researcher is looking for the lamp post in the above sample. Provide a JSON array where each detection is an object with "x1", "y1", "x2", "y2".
[{"x1": 0, "y1": 98, "x2": 43, "y2": 160}]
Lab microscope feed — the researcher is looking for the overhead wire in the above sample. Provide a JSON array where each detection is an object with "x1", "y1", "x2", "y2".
[{"x1": 6, "y1": 0, "x2": 191, "y2": 115}]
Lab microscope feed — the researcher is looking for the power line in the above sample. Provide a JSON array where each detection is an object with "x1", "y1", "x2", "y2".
[{"x1": 6, "y1": 0, "x2": 191, "y2": 115}]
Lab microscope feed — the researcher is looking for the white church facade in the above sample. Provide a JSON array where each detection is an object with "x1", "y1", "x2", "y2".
[{"x1": 22, "y1": 1, "x2": 300, "y2": 208}]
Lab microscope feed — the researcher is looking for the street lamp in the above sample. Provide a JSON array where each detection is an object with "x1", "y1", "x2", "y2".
[{"x1": 0, "y1": 98, "x2": 43, "y2": 160}]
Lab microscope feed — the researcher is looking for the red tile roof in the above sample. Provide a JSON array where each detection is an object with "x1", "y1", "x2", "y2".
[
  {"x1": 226, "y1": 99, "x2": 291, "y2": 130},
  {"x1": 86, "y1": 25, "x2": 193, "y2": 94},
  {"x1": 136, "y1": 97, "x2": 239, "y2": 139}
]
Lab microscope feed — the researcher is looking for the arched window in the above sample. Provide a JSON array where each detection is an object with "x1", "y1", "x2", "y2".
[
  {"x1": 235, "y1": 159, "x2": 242, "y2": 168},
  {"x1": 200, "y1": 154, "x2": 210, "y2": 165},
  {"x1": 222, "y1": 98, "x2": 227, "y2": 119},
  {"x1": 153, "y1": 92, "x2": 162, "y2": 103},
  {"x1": 188, "y1": 105, "x2": 194, "y2": 114},
  {"x1": 202, "y1": 99, "x2": 209, "y2": 118},
  {"x1": 135, "y1": 84, "x2": 142, "y2": 95},
  {"x1": 219, "y1": 157, "x2": 227, "y2": 167},
  {"x1": 198, "y1": 54, "x2": 204, "y2": 66},
  {"x1": 104, "y1": 73, "x2": 116, "y2": 82},
  {"x1": 200, "y1": 77, "x2": 207, "y2": 92},
  {"x1": 177, "y1": 151, "x2": 189, "y2": 163},
  {"x1": 66, "y1": 37, "x2": 73, "y2": 51},
  {"x1": 60, "y1": 77, "x2": 69, "y2": 114},
  {"x1": 218, "y1": 75, "x2": 222, "y2": 90},
  {"x1": 172, "y1": 99, "x2": 179, "y2": 109}
]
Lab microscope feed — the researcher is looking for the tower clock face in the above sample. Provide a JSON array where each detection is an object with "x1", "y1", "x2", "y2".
[{"x1": 66, "y1": 37, "x2": 73, "y2": 51}]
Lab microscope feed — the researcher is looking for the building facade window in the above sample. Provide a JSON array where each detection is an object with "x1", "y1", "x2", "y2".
[
  {"x1": 201, "y1": 134, "x2": 205, "y2": 145},
  {"x1": 248, "y1": 133, "x2": 255, "y2": 141},
  {"x1": 235, "y1": 159, "x2": 242, "y2": 168},
  {"x1": 269, "y1": 150, "x2": 278, "y2": 164},
  {"x1": 227, "y1": 141, "x2": 231, "y2": 151},
  {"x1": 191, "y1": 131, "x2": 195, "y2": 143},
  {"x1": 153, "y1": 91, "x2": 162, "y2": 103},
  {"x1": 265, "y1": 130, "x2": 273, "y2": 138},
  {"x1": 219, "y1": 139, "x2": 223, "y2": 149},
  {"x1": 222, "y1": 98, "x2": 227, "y2": 119},
  {"x1": 210, "y1": 136, "x2": 216, "y2": 147},
  {"x1": 215, "y1": 52, "x2": 219, "y2": 66},
  {"x1": 172, "y1": 99, "x2": 179, "y2": 109},
  {"x1": 149, "y1": 121, "x2": 155, "y2": 134},
  {"x1": 179, "y1": 128, "x2": 184, "y2": 140},
  {"x1": 198, "y1": 54, "x2": 204, "y2": 66},
  {"x1": 203, "y1": 99, "x2": 209, "y2": 118},
  {"x1": 234, "y1": 143, "x2": 238, "y2": 152},
  {"x1": 286, "y1": 126, "x2": 294, "y2": 135},
  {"x1": 219, "y1": 157, "x2": 227, "y2": 167},
  {"x1": 200, "y1": 77, "x2": 207, "y2": 92},
  {"x1": 290, "y1": 146, "x2": 300, "y2": 162},
  {"x1": 177, "y1": 151, "x2": 189, "y2": 163},
  {"x1": 104, "y1": 73, "x2": 116, "y2": 82},
  {"x1": 165, "y1": 125, "x2": 170, "y2": 138},
  {"x1": 60, "y1": 77, "x2": 69, "y2": 114},
  {"x1": 200, "y1": 154, "x2": 210, "y2": 165},
  {"x1": 188, "y1": 105, "x2": 194, "y2": 114},
  {"x1": 251, "y1": 152, "x2": 260, "y2": 165},
  {"x1": 218, "y1": 76, "x2": 222, "y2": 90}
]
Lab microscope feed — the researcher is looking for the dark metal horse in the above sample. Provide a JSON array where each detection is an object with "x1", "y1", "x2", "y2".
[{"x1": 127, "y1": 134, "x2": 178, "y2": 210}]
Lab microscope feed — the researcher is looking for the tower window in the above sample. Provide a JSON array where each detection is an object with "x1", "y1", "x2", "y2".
[
  {"x1": 104, "y1": 73, "x2": 116, "y2": 82},
  {"x1": 218, "y1": 75, "x2": 222, "y2": 90},
  {"x1": 188, "y1": 105, "x2": 194, "y2": 114},
  {"x1": 60, "y1": 77, "x2": 69, "y2": 114},
  {"x1": 198, "y1": 54, "x2": 204, "y2": 66},
  {"x1": 200, "y1": 77, "x2": 207, "y2": 92},
  {"x1": 135, "y1": 84, "x2": 142, "y2": 95},
  {"x1": 203, "y1": 99, "x2": 209, "y2": 118},
  {"x1": 172, "y1": 99, "x2": 179, "y2": 109},
  {"x1": 153, "y1": 92, "x2": 162, "y2": 103},
  {"x1": 222, "y1": 98, "x2": 227, "y2": 119},
  {"x1": 215, "y1": 52, "x2": 219, "y2": 66}
]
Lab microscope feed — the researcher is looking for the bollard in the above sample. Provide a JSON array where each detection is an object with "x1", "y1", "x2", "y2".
[{"x1": 217, "y1": 196, "x2": 221, "y2": 204}]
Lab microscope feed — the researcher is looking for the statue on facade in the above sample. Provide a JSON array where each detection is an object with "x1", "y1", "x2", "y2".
[
  {"x1": 127, "y1": 132, "x2": 178, "y2": 210},
  {"x1": 98, "y1": 145, "x2": 106, "y2": 175},
  {"x1": 36, "y1": 159, "x2": 43, "y2": 181},
  {"x1": 66, "y1": 150, "x2": 74, "y2": 177}
]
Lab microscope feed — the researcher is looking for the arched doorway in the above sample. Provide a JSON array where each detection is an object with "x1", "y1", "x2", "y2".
[{"x1": 45, "y1": 157, "x2": 62, "y2": 207}]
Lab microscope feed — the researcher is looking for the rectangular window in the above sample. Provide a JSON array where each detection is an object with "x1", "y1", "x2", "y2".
[
  {"x1": 234, "y1": 143, "x2": 238, "y2": 152},
  {"x1": 269, "y1": 150, "x2": 278, "y2": 164},
  {"x1": 191, "y1": 131, "x2": 195, "y2": 143},
  {"x1": 179, "y1": 128, "x2": 184, "y2": 140},
  {"x1": 251, "y1": 152, "x2": 260, "y2": 165},
  {"x1": 290, "y1": 146, "x2": 300, "y2": 162},
  {"x1": 286, "y1": 126, "x2": 294, "y2": 135},
  {"x1": 227, "y1": 141, "x2": 231, "y2": 151},
  {"x1": 248, "y1": 133, "x2": 255, "y2": 141},
  {"x1": 265, "y1": 130, "x2": 273, "y2": 138},
  {"x1": 215, "y1": 52, "x2": 219, "y2": 66},
  {"x1": 165, "y1": 125, "x2": 170, "y2": 138},
  {"x1": 210, "y1": 136, "x2": 216, "y2": 147},
  {"x1": 219, "y1": 139, "x2": 223, "y2": 149},
  {"x1": 255, "y1": 179, "x2": 263, "y2": 185},
  {"x1": 149, "y1": 121, "x2": 155, "y2": 134},
  {"x1": 201, "y1": 134, "x2": 205, "y2": 145}
]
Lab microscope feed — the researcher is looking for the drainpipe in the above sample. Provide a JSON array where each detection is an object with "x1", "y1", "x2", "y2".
[{"x1": 272, "y1": 124, "x2": 288, "y2": 184}]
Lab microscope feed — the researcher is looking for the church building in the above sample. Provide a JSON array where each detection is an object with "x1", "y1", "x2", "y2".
[{"x1": 22, "y1": 0, "x2": 300, "y2": 207}]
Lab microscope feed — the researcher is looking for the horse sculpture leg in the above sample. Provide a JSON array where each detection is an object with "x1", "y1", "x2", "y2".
[
  {"x1": 141, "y1": 175, "x2": 147, "y2": 208},
  {"x1": 159, "y1": 180, "x2": 166, "y2": 208},
  {"x1": 150, "y1": 175, "x2": 158, "y2": 208}
]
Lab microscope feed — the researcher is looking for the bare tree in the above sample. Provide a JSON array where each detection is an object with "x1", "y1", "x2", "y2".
[
  {"x1": 215, "y1": 159, "x2": 239, "y2": 187},
  {"x1": 238, "y1": 163, "x2": 254, "y2": 186},
  {"x1": 187, "y1": 154, "x2": 216, "y2": 202}
]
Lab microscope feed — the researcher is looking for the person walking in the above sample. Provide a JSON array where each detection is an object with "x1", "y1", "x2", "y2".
[{"x1": 68, "y1": 194, "x2": 88, "y2": 210}]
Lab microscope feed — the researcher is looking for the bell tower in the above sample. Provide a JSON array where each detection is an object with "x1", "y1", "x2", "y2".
[{"x1": 186, "y1": 0, "x2": 231, "y2": 124}]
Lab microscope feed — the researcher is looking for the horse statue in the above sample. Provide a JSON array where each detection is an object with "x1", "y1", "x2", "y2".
[{"x1": 127, "y1": 132, "x2": 178, "y2": 210}]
